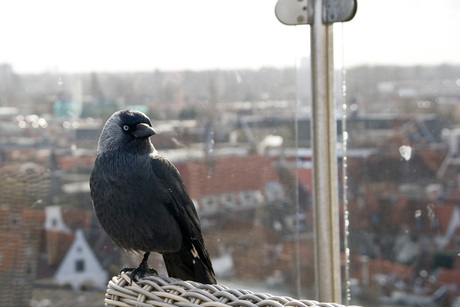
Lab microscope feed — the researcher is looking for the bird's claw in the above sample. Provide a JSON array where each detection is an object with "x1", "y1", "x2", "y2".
[{"x1": 121, "y1": 266, "x2": 158, "y2": 283}]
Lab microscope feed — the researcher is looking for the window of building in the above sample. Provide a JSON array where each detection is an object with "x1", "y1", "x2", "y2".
[{"x1": 75, "y1": 259, "x2": 85, "y2": 273}]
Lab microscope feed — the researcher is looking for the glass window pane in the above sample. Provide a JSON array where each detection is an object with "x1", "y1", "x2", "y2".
[{"x1": 343, "y1": 1, "x2": 460, "y2": 305}]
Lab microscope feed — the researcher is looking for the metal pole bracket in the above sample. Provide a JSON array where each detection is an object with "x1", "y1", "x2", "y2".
[
  {"x1": 323, "y1": 0, "x2": 357, "y2": 24},
  {"x1": 275, "y1": 0, "x2": 309, "y2": 25},
  {"x1": 275, "y1": 0, "x2": 357, "y2": 25}
]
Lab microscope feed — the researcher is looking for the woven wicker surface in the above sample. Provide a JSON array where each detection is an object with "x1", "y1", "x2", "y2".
[{"x1": 105, "y1": 273, "x2": 356, "y2": 307}]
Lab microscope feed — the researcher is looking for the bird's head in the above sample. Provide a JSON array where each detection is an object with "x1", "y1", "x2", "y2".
[{"x1": 97, "y1": 110, "x2": 156, "y2": 153}]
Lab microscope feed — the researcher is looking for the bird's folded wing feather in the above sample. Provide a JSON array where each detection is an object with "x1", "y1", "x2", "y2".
[{"x1": 150, "y1": 154, "x2": 216, "y2": 282}]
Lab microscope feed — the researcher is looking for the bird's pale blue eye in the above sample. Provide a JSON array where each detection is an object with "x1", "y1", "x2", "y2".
[{"x1": 123, "y1": 125, "x2": 130, "y2": 131}]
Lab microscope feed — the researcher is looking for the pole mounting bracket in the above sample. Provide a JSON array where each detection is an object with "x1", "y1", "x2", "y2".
[{"x1": 275, "y1": 0, "x2": 357, "y2": 25}]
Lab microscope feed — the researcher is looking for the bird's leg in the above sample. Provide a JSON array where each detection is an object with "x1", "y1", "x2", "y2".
[{"x1": 120, "y1": 252, "x2": 158, "y2": 282}]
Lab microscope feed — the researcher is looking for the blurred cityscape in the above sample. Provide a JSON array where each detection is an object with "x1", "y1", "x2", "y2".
[{"x1": 1, "y1": 62, "x2": 460, "y2": 306}]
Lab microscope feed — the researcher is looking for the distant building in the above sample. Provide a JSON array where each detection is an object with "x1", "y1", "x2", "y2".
[
  {"x1": 0, "y1": 163, "x2": 47, "y2": 306},
  {"x1": 44, "y1": 205, "x2": 71, "y2": 233},
  {"x1": 44, "y1": 205, "x2": 74, "y2": 266},
  {"x1": 176, "y1": 154, "x2": 283, "y2": 213},
  {"x1": 0, "y1": 206, "x2": 44, "y2": 306},
  {"x1": 173, "y1": 154, "x2": 313, "y2": 286},
  {"x1": 54, "y1": 229, "x2": 108, "y2": 290}
]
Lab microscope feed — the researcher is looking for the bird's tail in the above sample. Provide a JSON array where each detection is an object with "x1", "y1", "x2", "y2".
[{"x1": 162, "y1": 243, "x2": 216, "y2": 284}]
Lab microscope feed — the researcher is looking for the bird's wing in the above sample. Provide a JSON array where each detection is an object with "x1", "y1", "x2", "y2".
[{"x1": 150, "y1": 154, "x2": 216, "y2": 284}]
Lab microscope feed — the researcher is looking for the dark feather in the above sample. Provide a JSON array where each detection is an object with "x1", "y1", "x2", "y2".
[{"x1": 151, "y1": 155, "x2": 216, "y2": 284}]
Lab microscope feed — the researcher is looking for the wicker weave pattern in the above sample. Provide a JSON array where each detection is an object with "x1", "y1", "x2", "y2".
[{"x1": 105, "y1": 273, "x2": 352, "y2": 307}]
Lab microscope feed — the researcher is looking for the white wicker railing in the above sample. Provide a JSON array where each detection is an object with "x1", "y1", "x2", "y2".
[{"x1": 105, "y1": 273, "x2": 360, "y2": 307}]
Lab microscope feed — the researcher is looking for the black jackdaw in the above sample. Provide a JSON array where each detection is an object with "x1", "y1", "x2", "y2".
[{"x1": 90, "y1": 110, "x2": 216, "y2": 284}]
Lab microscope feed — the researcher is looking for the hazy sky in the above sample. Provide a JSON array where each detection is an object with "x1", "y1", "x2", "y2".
[{"x1": 1, "y1": 0, "x2": 460, "y2": 73}]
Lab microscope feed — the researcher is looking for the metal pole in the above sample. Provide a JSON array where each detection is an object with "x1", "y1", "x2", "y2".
[{"x1": 309, "y1": 0, "x2": 341, "y2": 302}]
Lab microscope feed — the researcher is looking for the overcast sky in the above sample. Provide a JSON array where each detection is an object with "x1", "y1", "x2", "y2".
[{"x1": 1, "y1": 0, "x2": 460, "y2": 73}]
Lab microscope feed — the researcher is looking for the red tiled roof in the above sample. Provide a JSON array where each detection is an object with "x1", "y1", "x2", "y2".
[
  {"x1": 437, "y1": 268, "x2": 460, "y2": 287},
  {"x1": 45, "y1": 230, "x2": 75, "y2": 266},
  {"x1": 61, "y1": 208, "x2": 92, "y2": 230},
  {"x1": 176, "y1": 155, "x2": 281, "y2": 200},
  {"x1": 58, "y1": 155, "x2": 95, "y2": 171}
]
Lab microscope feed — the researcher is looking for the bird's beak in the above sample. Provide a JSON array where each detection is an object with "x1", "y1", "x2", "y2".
[{"x1": 133, "y1": 123, "x2": 156, "y2": 139}]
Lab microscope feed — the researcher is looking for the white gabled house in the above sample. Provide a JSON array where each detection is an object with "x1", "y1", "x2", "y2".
[
  {"x1": 44, "y1": 205, "x2": 71, "y2": 233},
  {"x1": 54, "y1": 229, "x2": 108, "y2": 290}
]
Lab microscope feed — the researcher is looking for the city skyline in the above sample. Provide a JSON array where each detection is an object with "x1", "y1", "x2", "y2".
[{"x1": 2, "y1": 0, "x2": 460, "y2": 73}]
